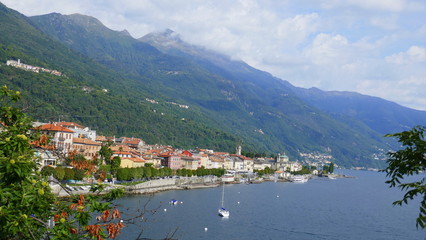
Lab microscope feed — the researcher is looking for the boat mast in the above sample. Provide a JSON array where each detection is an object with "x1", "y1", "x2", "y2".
[{"x1": 221, "y1": 183, "x2": 225, "y2": 208}]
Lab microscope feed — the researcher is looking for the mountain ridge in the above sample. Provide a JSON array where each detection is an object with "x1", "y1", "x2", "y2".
[{"x1": 28, "y1": 11, "x2": 396, "y2": 167}]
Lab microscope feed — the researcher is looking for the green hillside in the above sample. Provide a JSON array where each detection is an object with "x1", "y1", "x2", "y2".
[
  {"x1": 27, "y1": 10, "x2": 394, "y2": 168},
  {"x1": 0, "y1": 3, "x2": 239, "y2": 152}
]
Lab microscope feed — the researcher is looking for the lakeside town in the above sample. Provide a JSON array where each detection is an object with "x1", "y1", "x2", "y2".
[{"x1": 23, "y1": 119, "x2": 342, "y2": 196}]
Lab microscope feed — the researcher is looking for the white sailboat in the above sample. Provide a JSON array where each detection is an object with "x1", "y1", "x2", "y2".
[{"x1": 218, "y1": 184, "x2": 230, "y2": 217}]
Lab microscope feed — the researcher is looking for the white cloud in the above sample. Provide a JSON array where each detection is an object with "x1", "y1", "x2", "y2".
[
  {"x1": 370, "y1": 15, "x2": 399, "y2": 30},
  {"x1": 319, "y1": 0, "x2": 407, "y2": 12},
  {"x1": 385, "y1": 46, "x2": 426, "y2": 64},
  {"x1": 304, "y1": 33, "x2": 350, "y2": 65},
  {"x1": 346, "y1": 0, "x2": 406, "y2": 12}
]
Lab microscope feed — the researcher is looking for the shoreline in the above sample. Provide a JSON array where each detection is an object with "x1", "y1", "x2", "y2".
[{"x1": 51, "y1": 173, "x2": 352, "y2": 197}]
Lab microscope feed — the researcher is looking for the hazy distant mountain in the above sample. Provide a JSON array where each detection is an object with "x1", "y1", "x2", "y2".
[
  {"x1": 142, "y1": 29, "x2": 426, "y2": 135},
  {"x1": 1, "y1": 3, "x2": 419, "y2": 167},
  {"x1": 288, "y1": 87, "x2": 426, "y2": 135}
]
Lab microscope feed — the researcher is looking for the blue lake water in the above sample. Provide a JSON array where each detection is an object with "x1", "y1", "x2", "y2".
[{"x1": 114, "y1": 170, "x2": 425, "y2": 240}]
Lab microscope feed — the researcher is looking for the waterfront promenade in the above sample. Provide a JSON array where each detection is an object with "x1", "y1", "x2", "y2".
[{"x1": 50, "y1": 175, "x2": 221, "y2": 197}]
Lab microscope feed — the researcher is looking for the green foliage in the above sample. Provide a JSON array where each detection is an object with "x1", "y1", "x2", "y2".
[
  {"x1": 329, "y1": 162, "x2": 334, "y2": 173},
  {"x1": 53, "y1": 167, "x2": 65, "y2": 180},
  {"x1": 116, "y1": 168, "x2": 129, "y2": 181},
  {"x1": 63, "y1": 167, "x2": 75, "y2": 180},
  {"x1": 110, "y1": 156, "x2": 121, "y2": 177},
  {"x1": 382, "y1": 126, "x2": 426, "y2": 228},
  {"x1": 0, "y1": 85, "x2": 55, "y2": 239},
  {"x1": 73, "y1": 168, "x2": 85, "y2": 181},
  {"x1": 254, "y1": 167, "x2": 275, "y2": 177},
  {"x1": 292, "y1": 165, "x2": 312, "y2": 175},
  {"x1": 41, "y1": 165, "x2": 55, "y2": 176},
  {"x1": 99, "y1": 143, "x2": 113, "y2": 165},
  {"x1": 0, "y1": 85, "x2": 127, "y2": 239},
  {"x1": 323, "y1": 162, "x2": 334, "y2": 174}
]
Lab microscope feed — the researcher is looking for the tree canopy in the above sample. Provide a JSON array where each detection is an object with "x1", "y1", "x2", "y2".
[
  {"x1": 382, "y1": 126, "x2": 426, "y2": 228},
  {"x1": 0, "y1": 85, "x2": 126, "y2": 239}
]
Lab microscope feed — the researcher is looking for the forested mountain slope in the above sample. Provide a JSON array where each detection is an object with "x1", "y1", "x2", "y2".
[
  {"x1": 0, "y1": 3, "x2": 239, "y2": 151},
  {"x1": 27, "y1": 12, "x2": 398, "y2": 167}
]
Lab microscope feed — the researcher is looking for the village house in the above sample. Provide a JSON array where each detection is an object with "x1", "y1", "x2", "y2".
[
  {"x1": 190, "y1": 150, "x2": 209, "y2": 168},
  {"x1": 253, "y1": 157, "x2": 275, "y2": 171},
  {"x1": 57, "y1": 122, "x2": 97, "y2": 141},
  {"x1": 72, "y1": 137, "x2": 101, "y2": 159},
  {"x1": 142, "y1": 149, "x2": 163, "y2": 168},
  {"x1": 116, "y1": 137, "x2": 145, "y2": 149},
  {"x1": 208, "y1": 155, "x2": 225, "y2": 169},
  {"x1": 159, "y1": 152, "x2": 181, "y2": 170},
  {"x1": 120, "y1": 156, "x2": 145, "y2": 168},
  {"x1": 230, "y1": 154, "x2": 254, "y2": 172},
  {"x1": 38, "y1": 123, "x2": 74, "y2": 157}
]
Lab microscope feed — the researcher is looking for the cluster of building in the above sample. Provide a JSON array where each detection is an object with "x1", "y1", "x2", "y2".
[
  {"x1": 6, "y1": 59, "x2": 62, "y2": 76},
  {"x1": 30, "y1": 121, "x2": 304, "y2": 174}
]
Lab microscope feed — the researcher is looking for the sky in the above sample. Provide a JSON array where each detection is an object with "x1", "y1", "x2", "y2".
[{"x1": 2, "y1": 0, "x2": 426, "y2": 110}]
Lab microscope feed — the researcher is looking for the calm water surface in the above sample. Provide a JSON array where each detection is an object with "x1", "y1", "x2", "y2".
[{"x1": 115, "y1": 170, "x2": 425, "y2": 240}]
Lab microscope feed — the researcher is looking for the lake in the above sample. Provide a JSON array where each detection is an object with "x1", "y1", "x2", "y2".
[{"x1": 114, "y1": 170, "x2": 425, "y2": 240}]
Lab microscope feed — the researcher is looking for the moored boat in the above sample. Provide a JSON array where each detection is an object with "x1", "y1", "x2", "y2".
[{"x1": 290, "y1": 175, "x2": 308, "y2": 183}]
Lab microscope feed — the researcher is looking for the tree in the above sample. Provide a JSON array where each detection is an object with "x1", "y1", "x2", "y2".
[
  {"x1": 41, "y1": 166, "x2": 55, "y2": 176},
  {"x1": 0, "y1": 86, "x2": 126, "y2": 239},
  {"x1": 99, "y1": 143, "x2": 113, "y2": 165},
  {"x1": 329, "y1": 162, "x2": 334, "y2": 173},
  {"x1": 63, "y1": 167, "x2": 75, "y2": 180},
  {"x1": 110, "y1": 156, "x2": 121, "y2": 177},
  {"x1": 382, "y1": 126, "x2": 426, "y2": 228},
  {"x1": 73, "y1": 168, "x2": 85, "y2": 181},
  {"x1": 0, "y1": 86, "x2": 56, "y2": 239},
  {"x1": 54, "y1": 166, "x2": 65, "y2": 180},
  {"x1": 116, "y1": 168, "x2": 129, "y2": 181}
]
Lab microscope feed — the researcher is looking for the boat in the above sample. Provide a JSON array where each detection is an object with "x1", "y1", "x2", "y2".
[
  {"x1": 169, "y1": 199, "x2": 178, "y2": 205},
  {"x1": 218, "y1": 184, "x2": 229, "y2": 217},
  {"x1": 290, "y1": 175, "x2": 308, "y2": 183}
]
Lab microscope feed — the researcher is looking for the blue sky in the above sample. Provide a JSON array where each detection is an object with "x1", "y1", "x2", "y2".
[{"x1": 3, "y1": 0, "x2": 426, "y2": 110}]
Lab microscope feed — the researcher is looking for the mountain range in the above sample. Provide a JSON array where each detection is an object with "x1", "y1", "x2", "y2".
[{"x1": 1, "y1": 2, "x2": 425, "y2": 168}]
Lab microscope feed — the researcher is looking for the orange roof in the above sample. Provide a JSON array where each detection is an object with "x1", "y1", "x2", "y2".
[
  {"x1": 145, "y1": 150, "x2": 157, "y2": 154},
  {"x1": 122, "y1": 137, "x2": 142, "y2": 145},
  {"x1": 39, "y1": 123, "x2": 74, "y2": 133},
  {"x1": 209, "y1": 155, "x2": 224, "y2": 162},
  {"x1": 73, "y1": 138, "x2": 101, "y2": 145},
  {"x1": 96, "y1": 136, "x2": 108, "y2": 141}
]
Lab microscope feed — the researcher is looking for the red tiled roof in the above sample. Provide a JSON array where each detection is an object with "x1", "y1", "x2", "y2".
[
  {"x1": 39, "y1": 124, "x2": 74, "y2": 133},
  {"x1": 73, "y1": 138, "x2": 101, "y2": 145},
  {"x1": 96, "y1": 136, "x2": 108, "y2": 141},
  {"x1": 209, "y1": 155, "x2": 224, "y2": 162},
  {"x1": 122, "y1": 137, "x2": 142, "y2": 145}
]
